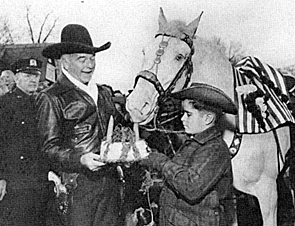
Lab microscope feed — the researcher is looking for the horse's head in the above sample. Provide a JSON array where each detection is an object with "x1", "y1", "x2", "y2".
[{"x1": 126, "y1": 8, "x2": 203, "y2": 124}]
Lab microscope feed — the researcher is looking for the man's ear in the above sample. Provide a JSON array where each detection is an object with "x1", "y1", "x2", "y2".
[
  {"x1": 204, "y1": 112, "x2": 215, "y2": 125},
  {"x1": 60, "y1": 56, "x2": 70, "y2": 70}
]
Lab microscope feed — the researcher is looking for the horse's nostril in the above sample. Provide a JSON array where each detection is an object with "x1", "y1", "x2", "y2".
[{"x1": 140, "y1": 102, "x2": 149, "y2": 113}]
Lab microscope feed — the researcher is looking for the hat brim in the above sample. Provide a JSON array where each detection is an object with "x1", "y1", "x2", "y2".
[
  {"x1": 20, "y1": 69, "x2": 41, "y2": 76},
  {"x1": 17, "y1": 68, "x2": 41, "y2": 76},
  {"x1": 171, "y1": 83, "x2": 238, "y2": 115},
  {"x1": 42, "y1": 41, "x2": 111, "y2": 59}
]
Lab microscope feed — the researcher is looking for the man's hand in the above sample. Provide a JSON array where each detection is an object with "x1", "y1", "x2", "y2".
[
  {"x1": 80, "y1": 152, "x2": 106, "y2": 171},
  {"x1": 0, "y1": 179, "x2": 7, "y2": 201}
]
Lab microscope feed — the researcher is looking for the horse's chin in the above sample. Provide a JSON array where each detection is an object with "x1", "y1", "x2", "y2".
[
  {"x1": 129, "y1": 108, "x2": 156, "y2": 125},
  {"x1": 138, "y1": 111, "x2": 156, "y2": 125}
]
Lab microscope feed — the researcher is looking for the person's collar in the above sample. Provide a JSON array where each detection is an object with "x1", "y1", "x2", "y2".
[
  {"x1": 62, "y1": 66, "x2": 89, "y2": 91},
  {"x1": 190, "y1": 125, "x2": 221, "y2": 145},
  {"x1": 61, "y1": 66, "x2": 98, "y2": 104},
  {"x1": 15, "y1": 85, "x2": 35, "y2": 96}
]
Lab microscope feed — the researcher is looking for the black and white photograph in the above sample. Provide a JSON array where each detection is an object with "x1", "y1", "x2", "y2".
[{"x1": 1, "y1": 0, "x2": 295, "y2": 225}]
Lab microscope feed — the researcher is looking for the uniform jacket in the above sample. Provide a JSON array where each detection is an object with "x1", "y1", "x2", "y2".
[
  {"x1": 0, "y1": 87, "x2": 48, "y2": 190},
  {"x1": 149, "y1": 126, "x2": 233, "y2": 226}
]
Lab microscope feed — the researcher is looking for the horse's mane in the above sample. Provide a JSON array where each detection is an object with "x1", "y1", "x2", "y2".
[
  {"x1": 159, "y1": 19, "x2": 225, "y2": 56},
  {"x1": 157, "y1": 17, "x2": 234, "y2": 100}
]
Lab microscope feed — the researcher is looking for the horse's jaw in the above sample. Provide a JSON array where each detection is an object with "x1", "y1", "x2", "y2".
[
  {"x1": 126, "y1": 80, "x2": 159, "y2": 125},
  {"x1": 126, "y1": 101, "x2": 157, "y2": 125}
]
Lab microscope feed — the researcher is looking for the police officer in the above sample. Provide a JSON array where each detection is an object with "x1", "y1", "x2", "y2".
[{"x1": 0, "y1": 58, "x2": 50, "y2": 226}]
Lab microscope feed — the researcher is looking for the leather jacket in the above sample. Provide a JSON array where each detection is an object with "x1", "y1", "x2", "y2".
[{"x1": 36, "y1": 74, "x2": 119, "y2": 174}]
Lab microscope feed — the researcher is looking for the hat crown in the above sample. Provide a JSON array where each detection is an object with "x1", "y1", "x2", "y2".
[
  {"x1": 61, "y1": 24, "x2": 93, "y2": 47},
  {"x1": 42, "y1": 24, "x2": 111, "y2": 59},
  {"x1": 172, "y1": 82, "x2": 238, "y2": 115},
  {"x1": 11, "y1": 58, "x2": 42, "y2": 74}
]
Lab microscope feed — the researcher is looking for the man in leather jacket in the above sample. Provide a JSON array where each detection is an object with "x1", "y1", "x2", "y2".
[
  {"x1": 0, "y1": 58, "x2": 50, "y2": 226},
  {"x1": 37, "y1": 24, "x2": 123, "y2": 226},
  {"x1": 140, "y1": 83, "x2": 237, "y2": 226}
]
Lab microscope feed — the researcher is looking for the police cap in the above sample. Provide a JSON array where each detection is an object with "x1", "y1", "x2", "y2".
[{"x1": 11, "y1": 58, "x2": 42, "y2": 76}]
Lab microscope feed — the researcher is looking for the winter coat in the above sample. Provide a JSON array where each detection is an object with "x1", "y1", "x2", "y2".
[{"x1": 148, "y1": 126, "x2": 233, "y2": 226}]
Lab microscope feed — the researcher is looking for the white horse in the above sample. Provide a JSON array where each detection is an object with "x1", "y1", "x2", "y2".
[{"x1": 126, "y1": 8, "x2": 293, "y2": 226}]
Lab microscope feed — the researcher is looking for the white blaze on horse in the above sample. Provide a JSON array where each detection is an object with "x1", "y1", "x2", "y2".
[{"x1": 126, "y1": 8, "x2": 294, "y2": 226}]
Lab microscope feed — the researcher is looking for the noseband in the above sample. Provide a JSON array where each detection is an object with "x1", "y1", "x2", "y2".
[{"x1": 134, "y1": 34, "x2": 194, "y2": 99}]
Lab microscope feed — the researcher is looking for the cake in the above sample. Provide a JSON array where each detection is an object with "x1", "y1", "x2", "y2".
[{"x1": 99, "y1": 117, "x2": 150, "y2": 163}]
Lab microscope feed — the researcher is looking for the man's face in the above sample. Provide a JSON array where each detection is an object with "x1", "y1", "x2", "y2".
[
  {"x1": 62, "y1": 53, "x2": 96, "y2": 84},
  {"x1": 15, "y1": 72, "x2": 40, "y2": 94},
  {"x1": 0, "y1": 71, "x2": 14, "y2": 86},
  {"x1": 164, "y1": 100, "x2": 175, "y2": 113}
]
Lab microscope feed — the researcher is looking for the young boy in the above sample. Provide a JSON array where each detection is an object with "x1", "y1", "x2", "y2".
[{"x1": 140, "y1": 83, "x2": 237, "y2": 226}]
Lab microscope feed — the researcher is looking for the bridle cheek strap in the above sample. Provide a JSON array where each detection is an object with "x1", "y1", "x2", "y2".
[
  {"x1": 164, "y1": 52, "x2": 194, "y2": 96},
  {"x1": 134, "y1": 71, "x2": 165, "y2": 96}
]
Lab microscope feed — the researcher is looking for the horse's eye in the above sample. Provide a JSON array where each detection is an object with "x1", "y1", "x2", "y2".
[{"x1": 175, "y1": 54, "x2": 184, "y2": 61}]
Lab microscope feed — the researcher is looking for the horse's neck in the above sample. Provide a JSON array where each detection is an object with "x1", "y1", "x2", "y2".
[
  {"x1": 190, "y1": 37, "x2": 236, "y2": 146},
  {"x1": 191, "y1": 37, "x2": 235, "y2": 100}
]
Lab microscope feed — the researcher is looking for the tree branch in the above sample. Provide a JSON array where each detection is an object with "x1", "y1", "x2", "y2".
[
  {"x1": 37, "y1": 13, "x2": 50, "y2": 43},
  {"x1": 26, "y1": 6, "x2": 35, "y2": 43},
  {"x1": 42, "y1": 18, "x2": 58, "y2": 43}
]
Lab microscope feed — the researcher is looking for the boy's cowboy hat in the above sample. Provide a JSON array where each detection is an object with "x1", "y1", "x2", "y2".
[
  {"x1": 172, "y1": 83, "x2": 238, "y2": 115},
  {"x1": 42, "y1": 24, "x2": 111, "y2": 59}
]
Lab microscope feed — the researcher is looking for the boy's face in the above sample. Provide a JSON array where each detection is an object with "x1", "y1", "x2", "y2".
[{"x1": 181, "y1": 99, "x2": 208, "y2": 134}]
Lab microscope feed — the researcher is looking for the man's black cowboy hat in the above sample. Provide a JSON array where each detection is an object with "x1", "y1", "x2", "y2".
[
  {"x1": 172, "y1": 83, "x2": 238, "y2": 115},
  {"x1": 42, "y1": 24, "x2": 111, "y2": 59}
]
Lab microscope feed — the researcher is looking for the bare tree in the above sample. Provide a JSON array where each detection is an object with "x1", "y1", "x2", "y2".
[
  {"x1": 211, "y1": 36, "x2": 246, "y2": 65},
  {"x1": 0, "y1": 17, "x2": 15, "y2": 44},
  {"x1": 25, "y1": 6, "x2": 58, "y2": 43}
]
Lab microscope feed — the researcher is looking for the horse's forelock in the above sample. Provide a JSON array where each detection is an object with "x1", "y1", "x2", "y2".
[{"x1": 158, "y1": 20, "x2": 193, "y2": 39}]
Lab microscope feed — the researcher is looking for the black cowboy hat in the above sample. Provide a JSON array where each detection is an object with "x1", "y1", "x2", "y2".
[
  {"x1": 42, "y1": 24, "x2": 111, "y2": 59},
  {"x1": 171, "y1": 83, "x2": 238, "y2": 115}
]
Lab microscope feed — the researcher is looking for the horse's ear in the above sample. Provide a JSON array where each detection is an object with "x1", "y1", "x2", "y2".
[
  {"x1": 158, "y1": 7, "x2": 168, "y2": 33},
  {"x1": 186, "y1": 11, "x2": 204, "y2": 39}
]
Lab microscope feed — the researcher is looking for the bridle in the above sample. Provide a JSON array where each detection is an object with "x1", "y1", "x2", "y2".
[
  {"x1": 132, "y1": 33, "x2": 195, "y2": 136},
  {"x1": 133, "y1": 33, "x2": 195, "y2": 101}
]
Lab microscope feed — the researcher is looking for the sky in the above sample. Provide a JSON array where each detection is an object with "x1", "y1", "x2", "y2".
[{"x1": 1, "y1": 0, "x2": 295, "y2": 93}]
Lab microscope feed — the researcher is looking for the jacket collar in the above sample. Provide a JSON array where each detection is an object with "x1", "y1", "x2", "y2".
[
  {"x1": 190, "y1": 125, "x2": 221, "y2": 145},
  {"x1": 57, "y1": 73, "x2": 76, "y2": 89},
  {"x1": 13, "y1": 86, "x2": 34, "y2": 98}
]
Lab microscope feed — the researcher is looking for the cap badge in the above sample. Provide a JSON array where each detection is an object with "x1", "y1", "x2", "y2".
[{"x1": 30, "y1": 59, "x2": 37, "y2": 67}]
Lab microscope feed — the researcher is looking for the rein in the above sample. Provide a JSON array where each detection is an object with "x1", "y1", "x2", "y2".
[{"x1": 140, "y1": 107, "x2": 184, "y2": 134}]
